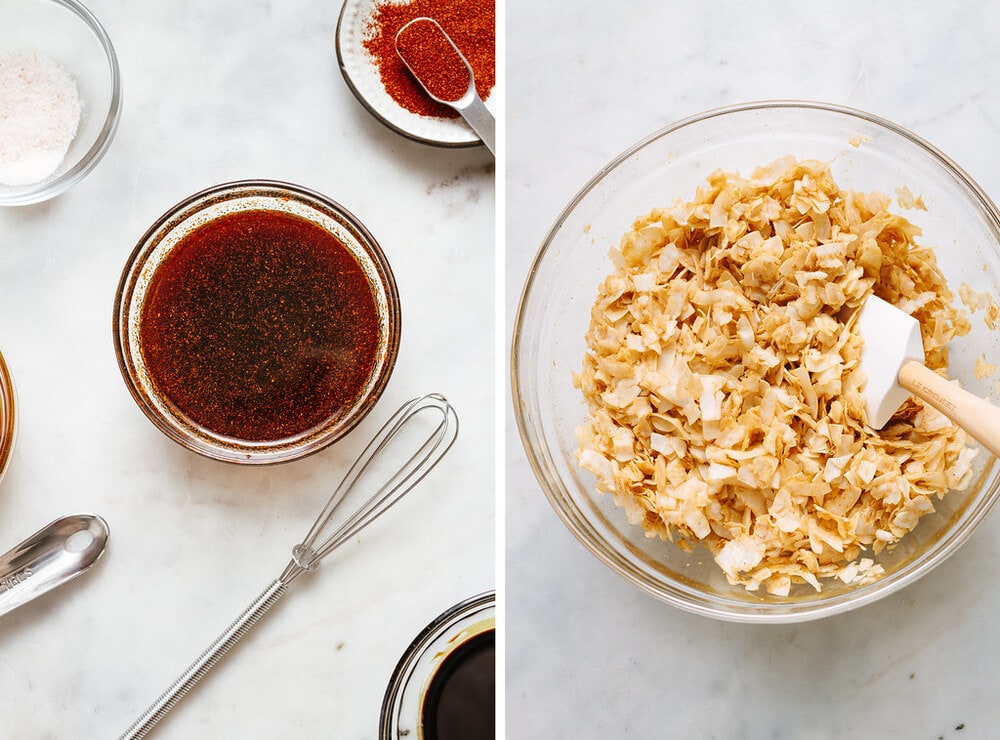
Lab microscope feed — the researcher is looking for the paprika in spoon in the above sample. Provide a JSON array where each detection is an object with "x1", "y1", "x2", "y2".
[{"x1": 394, "y1": 17, "x2": 495, "y2": 155}]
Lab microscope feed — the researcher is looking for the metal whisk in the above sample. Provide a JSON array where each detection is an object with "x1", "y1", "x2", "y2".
[{"x1": 120, "y1": 393, "x2": 459, "y2": 739}]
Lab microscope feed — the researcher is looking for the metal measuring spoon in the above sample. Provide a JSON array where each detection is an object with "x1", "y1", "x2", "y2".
[
  {"x1": 0, "y1": 513, "x2": 109, "y2": 618},
  {"x1": 395, "y1": 17, "x2": 496, "y2": 155}
]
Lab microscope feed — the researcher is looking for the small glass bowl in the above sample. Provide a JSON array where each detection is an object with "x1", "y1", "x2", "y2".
[
  {"x1": 113, "y1": 180, "x2": 401, "y2": 466},
  {"x1": 512, "y1": 101, "x2": 1000, "y2": 622},
  {"x1": 380, "y1": 591, "x2": 495, "y2": 740},
  {"x1": 0, "y1": 349, "x2": 15, "y2": 484},
  {"x1": 0, "y1": 0, "x2": 122, "y2": 206}
]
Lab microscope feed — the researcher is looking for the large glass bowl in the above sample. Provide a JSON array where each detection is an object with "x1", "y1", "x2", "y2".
[
  {"x1": 0, "y1": 0, "x2": 121, "y2": 206},
  {"x1": 114, "y1": 180, "x2": 401, "y2": 466},
  {"x1": 511, "y1": 101, "x2": 1000, "y2": 623}
]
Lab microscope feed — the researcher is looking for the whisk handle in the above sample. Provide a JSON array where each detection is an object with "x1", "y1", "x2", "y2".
[{"x1": 119, "y1": 578, "x2": 289, "y2": 739}]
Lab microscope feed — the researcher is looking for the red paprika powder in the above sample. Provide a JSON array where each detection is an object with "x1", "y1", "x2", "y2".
[
  {"x1": 395, "y1": 18, "x2": 470, "y2": 103},
  {"x1": 363, "y1": 0, "x2": 495, "y2": 119}
]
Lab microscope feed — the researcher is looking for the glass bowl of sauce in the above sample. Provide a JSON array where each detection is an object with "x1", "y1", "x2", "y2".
[
  {"x1": 113, "y1": 180, "x2": 401, "y2": 465},
  {"x1": 380, "y1": 591, "x2": 495, "y2": 740},
  {"x1": 0, "y1": 349, "x2": 15, "y2": 483}
]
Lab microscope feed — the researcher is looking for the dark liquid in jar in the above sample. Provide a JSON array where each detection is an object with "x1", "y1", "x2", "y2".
[
  {"x1": 420, "y1": 629, "x2": 495, "y2": 740},
  {"x1": 139, "y1": 209, "x2": 380, "y2": 442}
]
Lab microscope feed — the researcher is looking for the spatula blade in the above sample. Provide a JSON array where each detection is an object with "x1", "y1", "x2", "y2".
[{"x1": 857, "y1": 295, "x2": 925, "y2": 429}]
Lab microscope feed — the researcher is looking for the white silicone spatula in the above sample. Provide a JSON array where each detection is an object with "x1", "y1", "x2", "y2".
[{"x1": 857, "y1": 294, "x2": 1000, "y2": 456}]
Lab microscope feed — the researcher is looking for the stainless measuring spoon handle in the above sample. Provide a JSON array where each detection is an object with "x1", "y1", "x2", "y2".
[
  {"x1": 0, "y1": 513, "x2": 109, "y2": 618},
  {"x1": 119, "y1": 578, "x2": 289, "y2": 740},
  {"x1": 456, "y1": 93, "x2": 495, "y2": 155}
]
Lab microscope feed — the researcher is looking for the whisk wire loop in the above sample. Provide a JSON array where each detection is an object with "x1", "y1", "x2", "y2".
[{"x1": 282, "y1": 393, "x2": 458, "y2": 581}]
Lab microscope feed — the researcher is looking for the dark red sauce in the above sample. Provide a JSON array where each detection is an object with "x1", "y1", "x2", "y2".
[
  {"x1": 139, "y1": 209, "x2": 380, "y2": 442},
  {"x1": 420, "y1": 630, "x2": 495, "y2": 740}
]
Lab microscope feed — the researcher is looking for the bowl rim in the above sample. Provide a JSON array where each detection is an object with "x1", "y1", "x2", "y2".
[
  {"x1": 113, "y1": 178, "x2": 402, "y2": 466},
  {"x1": 0, "y1": 0, "x2": 123, "y2": 206},
  {"x1": 0, "y1": 349, "x2": 15, "y2": 482},
  {"x1": 511, "y1": 99, "x2": 1000, "y2": 622}
]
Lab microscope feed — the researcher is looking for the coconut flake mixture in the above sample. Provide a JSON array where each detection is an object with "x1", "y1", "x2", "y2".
[
  {"x1": 574, "y1": 157, "x2": 978, "y2": 596},
  {"x1": 0, "y1": 51, "x2": 82, "y2": 187}
]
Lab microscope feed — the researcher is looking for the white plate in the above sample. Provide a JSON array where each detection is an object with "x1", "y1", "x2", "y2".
[{"x1": 335, "y1": 0, "x2": 496, "y2": 148}]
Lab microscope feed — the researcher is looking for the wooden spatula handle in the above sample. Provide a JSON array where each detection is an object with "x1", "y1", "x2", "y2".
[{"x1": 898, "y1": 359, "x2": 1000, "y2": 458}]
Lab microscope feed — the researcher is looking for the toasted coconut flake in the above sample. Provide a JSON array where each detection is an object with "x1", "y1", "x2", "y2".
[
  {"x1": 574, "y1": 156, "x2": 977, "y2": 594},
  {"x1": 974, "y1": 356, "x2": 997, "y2": 380},
  {"x1": 959, "y1": 282, "x2": 1000, "y2": 332},
  {"x1": 896, "y1": 186, "x2": 928, "y2": 211}
]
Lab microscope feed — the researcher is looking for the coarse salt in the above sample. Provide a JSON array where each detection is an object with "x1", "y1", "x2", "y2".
[{"x1": 0, "y1": 51, "x2": 82, "y2": 187}]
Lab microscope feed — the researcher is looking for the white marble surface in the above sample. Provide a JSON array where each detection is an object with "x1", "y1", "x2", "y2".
[
  {"x1": 0, "y1": 1, "x2": 494, "y2": 738},
  {"x1": 506, "y1": 1, "x2": 1000, "y2": 738}
]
